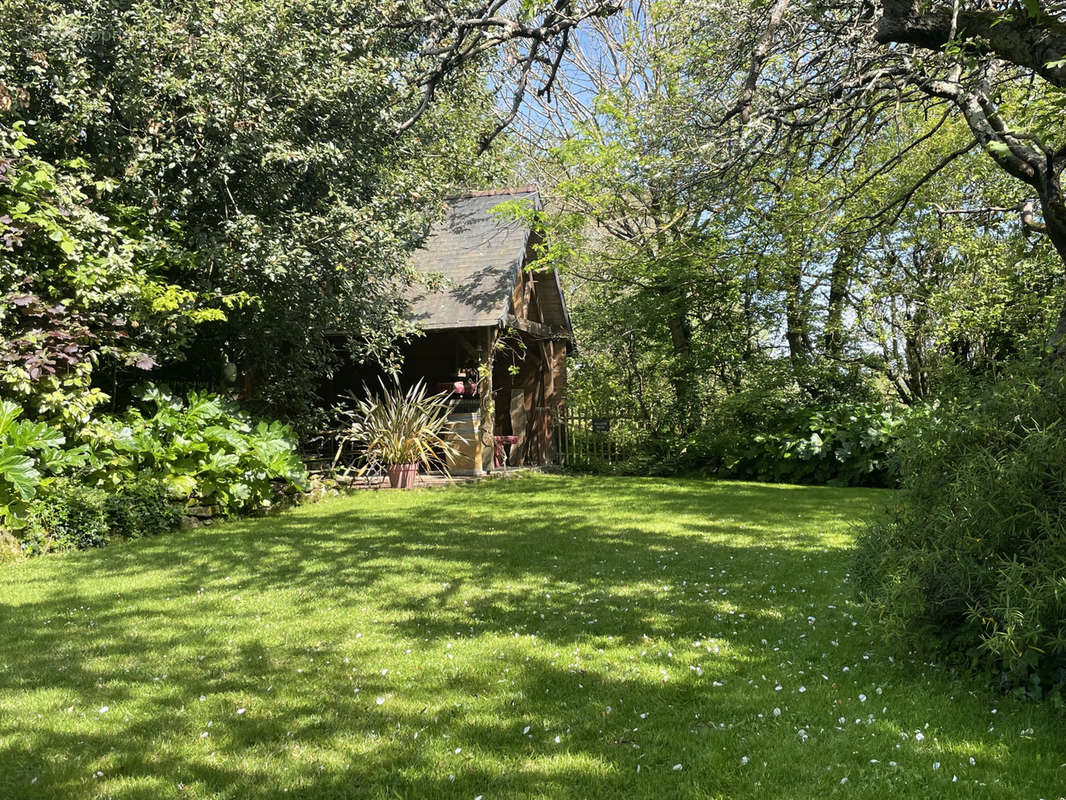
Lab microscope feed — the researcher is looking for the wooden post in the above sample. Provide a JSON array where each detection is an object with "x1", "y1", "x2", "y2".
[{"x1": 478, "y1": 327, "x2": 497, "y2": 474}]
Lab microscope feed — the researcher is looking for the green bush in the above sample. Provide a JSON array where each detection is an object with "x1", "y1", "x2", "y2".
[
  {"x1": 2, "y1": 386, "x2": 311, "y2": 558},
  {"x1": 652, "y1": 402, "x2": 908, "y2": 487},
  {"x1": 560, "y1": 397, "x2": 906, "y2": 487},
  {"x1": 105, "y1": 479, "x2": 182, "y2": 540},
  {"x1": 27, "y1": 480, "x2": 110, "y2": 553},
  {"x1": 0, "y1": 399, "x2": 86, "y2": 529},
  {"x1": 83, "y1": 385, "x2": 309, "y2": 515},
  {"x1": 0, "y1": 387, "x2": 307, "y2": 560},
  {"x1": 854, "y1": 364, "x2": 1066, "y2": 698},
  {"x1": 21, "y1": 478, "x2": 183, "y2": 556},
  {"x1": 724, "y1": 404, "x2": 907, "y2": 487}
]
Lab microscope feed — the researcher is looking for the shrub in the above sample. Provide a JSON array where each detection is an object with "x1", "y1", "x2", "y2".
[
  {"x1": 653, "y1": 402, "x2": 908, "y2": 487},
  {"x1": 21, "y1": 478, "x2": 181, "y2": 555},
  {"x1": 854, "y1": 364, "x2": 1066, "y2": 698},
  {"x1": 0, "y1": 388, "x2": 307, "y2": 560},
  {"x1": 83, "y1": 386, "x2": 309, "y2": 515},
  {"x1": 333, "y1": 378, "x2": 461, "y2": 475},
  {"x1": 0, "y1": 399, "x2": 85, "y2": 529},
  {"x1": 105, "y1": 479, "x2": 182, "y2": 539},
  {"x1": 28, "y1": 480, "x2": 110, "y2": 553},
  {"x1": 724, "y1": 404, "x2": 907, "y2": 487}
]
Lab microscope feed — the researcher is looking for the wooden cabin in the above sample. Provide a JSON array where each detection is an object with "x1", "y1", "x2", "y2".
[{"x1": 398, "y1": 186, "x2": 573, "y2": 474}]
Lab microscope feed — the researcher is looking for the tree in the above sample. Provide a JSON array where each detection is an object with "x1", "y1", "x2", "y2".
[
  {"x1": 507, "y1": 4, "x2": 767, "y2": 430},
  {"x1": 0, "y1": 123, "x2": 219, "y2": 426},
  {"x1": 0, "y1": 0, "x2": 606, "y2": 422},
  {"x1": 711, "y1": 0, "x2": 1066, "y2": 347},
  {"x1": 499, "y1": 0, "x2": 1066, "y2": 424}
]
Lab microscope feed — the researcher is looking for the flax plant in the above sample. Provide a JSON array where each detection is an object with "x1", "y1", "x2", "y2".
[{"x1": 335, "y1": 378, "x2": 462, "y2": 476}]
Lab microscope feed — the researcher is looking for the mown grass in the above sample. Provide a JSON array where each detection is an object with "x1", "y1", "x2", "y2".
[{"x1": 0, "y1": 475, "x2": 1063, "y2": 799}]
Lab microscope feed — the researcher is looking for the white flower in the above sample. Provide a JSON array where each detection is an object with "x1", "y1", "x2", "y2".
[
  {"x1": 200, "y1": 732, "x2": 209, "y2": 739},
  {"x1": 740, "y1": 756, "x2": 749, "y2": 765},
  {"x1": 522, "y1": 726, "x2": 531, "y2": 735},
  {"x1": 932, "y1": 762, "x2": 940, "y2": 770},
  {"x1": 915, "y1": 731, "x2": 925, "y2": 741},
  {"x1": 798, "y1": 686, "x2": 806, "y2": 693},
  {"x1": 672, "y1": 764, "x2": 683, "y2": 771},
  {"x1": 554, "y1": 736, "x2": 561, "y2": 744},
  {"x1": 236, "y1": 708, "x2": 246, "y2": 715},
  {"x1": 859, "y1": 694, "x2": 867, "y2": 702},
  {"x1": 773, "y1": 707, "x2": 781, "y2": 717},
  {"x1": 97, "y1": 706, "x2": 109, "y2": 714},
  {"x1": 376, "y1": 697, "x2": 385, "y2": 705}
]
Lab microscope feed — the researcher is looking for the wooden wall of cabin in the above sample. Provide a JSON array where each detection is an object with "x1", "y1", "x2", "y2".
[{"x1": 492, "y1": 330, "x2": 566, "y2": 467}]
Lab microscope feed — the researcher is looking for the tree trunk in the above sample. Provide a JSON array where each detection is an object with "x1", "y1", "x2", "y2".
[
  {"x1": 877, "y1": 1, "x2": 1066, "y2": 88},
  {"x1": 478, "y1": 327, "x2": 496, "y2": 473},
  {"x1": 823, "y1": 246, "x2": 852, "y2": 359},
  {"x1": 784, "y1": 260, "x2": 811, "y2": 373},
  {"x1": 1036, "y1": 182, "x2": 1066, "y2": 355},
  {"x1": 666, "y1": 309, "x2": 699, "y2": 434}
]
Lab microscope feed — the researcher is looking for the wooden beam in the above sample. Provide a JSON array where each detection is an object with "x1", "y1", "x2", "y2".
[
  {"x1": 478, "y1": 327, "x2": 496, "y2": 473},
  {"x1": 505, "y1": 314, "x2": 571, "y2": 341},
  {"x1": 457, "y1": 330, "x2": 480, "y2": 359}
]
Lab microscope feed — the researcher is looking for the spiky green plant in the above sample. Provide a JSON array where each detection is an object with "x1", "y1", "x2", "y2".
[{"x1": 340, "y1": 378, "x2": 462, "y2": 475}]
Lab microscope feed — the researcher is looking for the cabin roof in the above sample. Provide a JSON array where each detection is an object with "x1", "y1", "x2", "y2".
[{"x1": 406, "y1": 186, "x2": 571, "y2": 334}]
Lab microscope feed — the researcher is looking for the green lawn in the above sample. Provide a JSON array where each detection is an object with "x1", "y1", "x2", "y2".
[{"x1": 1, "y1": 475, "x2": 1063, "y2": 799}]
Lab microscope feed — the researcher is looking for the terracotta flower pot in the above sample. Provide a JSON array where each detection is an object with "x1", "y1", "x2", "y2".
[{"x1": 386, "y1": 462, "x2": 419, "y2": 489}]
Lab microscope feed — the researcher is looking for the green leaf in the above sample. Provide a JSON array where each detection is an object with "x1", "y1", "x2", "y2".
[{"x1": 0, "y1": 452, "x2": 41, "y2": 500}]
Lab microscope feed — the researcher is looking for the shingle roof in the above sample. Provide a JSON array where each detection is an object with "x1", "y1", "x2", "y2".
[{"x1": 406, "y1": 187, "x2": 541, "y2": 330}]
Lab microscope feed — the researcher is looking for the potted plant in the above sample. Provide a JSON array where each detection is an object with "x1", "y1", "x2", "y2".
[{"x1": 339, "y1": 378, "x2": 462, "y2": 488}]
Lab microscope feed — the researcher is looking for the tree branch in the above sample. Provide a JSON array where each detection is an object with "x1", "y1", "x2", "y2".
[{"x1": 877, "y1": 0, "x2": 1066, "y2": 88}]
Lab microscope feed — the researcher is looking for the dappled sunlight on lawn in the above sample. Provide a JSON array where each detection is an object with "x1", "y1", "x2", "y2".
[{"x1": 0, "y1": 475, "x2": 1061, "y2": 799}]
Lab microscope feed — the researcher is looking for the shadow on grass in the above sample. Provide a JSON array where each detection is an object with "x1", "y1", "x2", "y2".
[{"x1": 0, "y1": 476, "x2": 1033, "y2": 799}]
